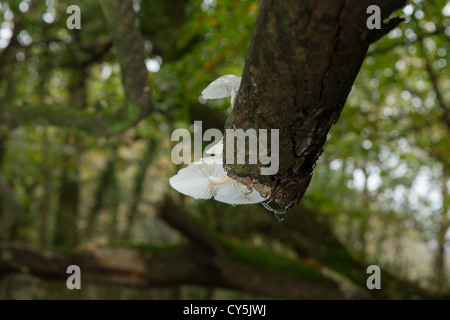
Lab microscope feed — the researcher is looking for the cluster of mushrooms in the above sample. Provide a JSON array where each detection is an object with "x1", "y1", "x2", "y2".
[{"x1": 169, "y1": 75, "x2": 269, "y2": 206}]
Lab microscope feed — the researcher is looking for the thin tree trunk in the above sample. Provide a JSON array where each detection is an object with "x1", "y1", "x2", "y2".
[
  {"x1": 359, "y1": 167, "x2": 370, "y2": 260},
  {"x1": 53, "y1": 66, "x2": 86, "y2": 247},
  {"x1": 122, "y1": 139, "x2": 158, "y2": 240},
  {"x1": 108, "y1": 168, "x2": 119, "y2": 242},
  {"x1": 84, "y1": 151, "x2": 118, "y2": 239},
  {"x1": 38, "y1": 127, "x2": 52, "y2": 247},
  {"x1": 433, "y1": 168, "x2": 450, "y2": 290},
  {"x1": 53, "y1": 162, "x2": 79, "y2": 247},
  {"x1": 0, "y1": 133, "x2": 21, "y2": 240}
]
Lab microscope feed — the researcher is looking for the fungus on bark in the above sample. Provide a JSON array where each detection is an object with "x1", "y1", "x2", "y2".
[{"x1": 201, "y1": 74, "x2": 242, "y2": 109}]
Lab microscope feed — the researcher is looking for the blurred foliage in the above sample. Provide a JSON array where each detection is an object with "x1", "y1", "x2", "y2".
[{"x1": 0, "y1": 0, "x2": 449, "y2": 298}]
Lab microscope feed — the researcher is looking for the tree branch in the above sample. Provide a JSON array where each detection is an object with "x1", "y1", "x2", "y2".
[{"x1": 224, "y1": 0, "x2": 408, "y2": 208}]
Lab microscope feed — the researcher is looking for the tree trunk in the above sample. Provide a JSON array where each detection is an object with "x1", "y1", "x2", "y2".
[
  {"x1": 53, "y1": 68, "x2": 86, "y2": 247},
  {"x1": 84, "y1": 151, "x2": 118, "y2": 240},
  {"x1": 53, "y1": 167, "x2": 79, "y2": 247},
  {"x1": 433, "y1": 168, "x2": 450, "y2": 290},
  {"x1": 224, "y1": 0, "x2": 407, "y2": 208},
  {"x1": 122, "y1": 139, "x2": 158, "y2": 240},
  {"x1": 38, "y1": 127, "x2": 52, "y2": 247}
]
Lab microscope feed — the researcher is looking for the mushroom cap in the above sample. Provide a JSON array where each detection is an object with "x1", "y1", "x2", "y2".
[
  {"x1": 169, "y1": 157, "x2": 226, "y2": 200},
  {"x1": 214, "y1": 179, "x2": 268, "y2": 205},
  {"x1": 169, "y1": 155, "x2": 267, "y2": 206},
  {"x1": 201, "y1": 74, "x2": 241, "y2": 100}
]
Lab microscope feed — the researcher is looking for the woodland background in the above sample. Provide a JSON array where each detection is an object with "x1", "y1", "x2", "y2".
[{"x1": 0, "y1": 0, "x2": 449, "y2": 299}]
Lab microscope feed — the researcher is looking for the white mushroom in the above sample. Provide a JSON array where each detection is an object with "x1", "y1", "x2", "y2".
[
  {"x1": 214, "y1": 179, "x2": 268, "y2": 205},
  {"x1": 169, "y1": 74, "x2": 269, "y2": 206},
  {"x1": 169, "y1": 155, "x2": 267, "y2": 206},
  {"x1": 169, "y1": 157, "x2": 230, "y2": 199},
  {"x1": 201, "y1": 74, "x2": 241, "y2": 109}
]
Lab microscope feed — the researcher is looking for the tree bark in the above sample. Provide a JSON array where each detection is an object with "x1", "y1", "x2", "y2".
[{"x1": 224, "y1": 0, "x2": 407, "y2": 208}]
